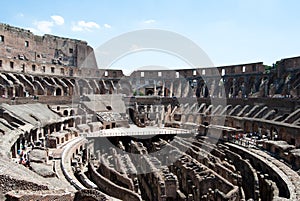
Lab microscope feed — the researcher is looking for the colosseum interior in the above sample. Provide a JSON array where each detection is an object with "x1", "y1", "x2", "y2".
[{"x1": 0, "y1": 23, "x2": 300, "y2": 201}]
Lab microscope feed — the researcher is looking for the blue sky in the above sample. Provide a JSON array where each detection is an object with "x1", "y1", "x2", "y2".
[{"x1": 1, "y1": 0, "x2": 300, "y2": 74}]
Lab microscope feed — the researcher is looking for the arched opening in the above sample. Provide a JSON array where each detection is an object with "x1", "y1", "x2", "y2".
[
  {"x1": 55, "y1": 88, "x2": 62, "y2": 96},
  {"x1": 75, "y1": 117, "x2": 81, "y2": 125},
  {"x1": 63, "y1": 110, "x2": 68, "y2": 116},
  {"x1": 270, "y1": 127, "x2": 279, "y2": 140},
  {"x1": 145, "y1": 88, "x2": 154, "y2": 96}
]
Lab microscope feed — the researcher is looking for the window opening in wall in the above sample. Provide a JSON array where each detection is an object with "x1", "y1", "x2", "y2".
[
  {"x1": 32, "y1": 65, "x2": 36, "y2": 71},
  {"x1": 202, "y1": 69, "x2": 206, "y2": 75},
  {"x1": 69, "y1": 48, "x2": 73, "y2": 54},
  {"x1": 242, "y1": 66, "x2": 246, "y2": 73},
  {"x1": 42, "y1": 66, "x2": 46, "y2": 72},
  {"x1": 51, "y1": 67, "x2": 55, "y2": 73},
  {"x1": 0, "y1": 35, "x2": 4, "y2": 42},
  {"x1": 221, "y1": 69, "x2": 225, "y2": 76},
  {"x1": 104, "y1": 71, "x2": 108, "y2": 77},
  {"x1": 61, "y1": 68, "x2": 65, "y2": 75},
  {"x1": 141, "y1": 71, "x2": 144, "y2": 77},
  {"x1": 10, "y1": 61, "x2": 14, "y2": 69},
  {"x1": 158, "y1": 71, "x2": 162, "y2": 77},
  {"x1": 176, "y1": 72, "x2": 179, "y2": 78},
  {"x1": 25, "y1": 41, "x2": 29, "y2": 47},
  {"x1": 0, "y1": 60, "x2": 2, "y2": 67},
  {"x1": 193, "y1": 70, "x2": 197, "y2": 76},
  {"x1": 21, "y1": 64, "x2": 25, "y2": 72}
]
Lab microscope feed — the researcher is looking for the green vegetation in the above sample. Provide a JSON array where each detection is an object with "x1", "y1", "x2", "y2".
[{"x1": 133, "y1": 91, "x2": 144, "y2": 96}]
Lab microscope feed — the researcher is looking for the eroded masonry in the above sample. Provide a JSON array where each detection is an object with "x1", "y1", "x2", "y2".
[{"x1": 0, "y1": 23, "x2": 300, "y2": 201}]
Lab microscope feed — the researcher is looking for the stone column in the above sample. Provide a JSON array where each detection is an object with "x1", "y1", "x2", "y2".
[
  {"x1": 169, "y1": 81, "x2": 174, "y2": 97},
  {"x1": 176, "y1": 80, "x2": 182, "y2": 97},
  {"x1": 183, "y1": 80, "x2": 190, "y2": 97},
  {"x1": 162, "y1": 81, "x2": 165, "y2": 96}
]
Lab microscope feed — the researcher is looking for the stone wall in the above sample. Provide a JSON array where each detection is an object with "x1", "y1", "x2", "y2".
[
  {"x1": 6, "y1": 190, "x2": 73, "y2": 201},
  {"x1": 87, "y1": 162, "x2": 141, "y2": 201},
  {"x1": 0, "y1": 23, "x2": 97, "y2": 69},
  {"x1": 74, "y1": 189, "x2": 110, "y2": 201}
]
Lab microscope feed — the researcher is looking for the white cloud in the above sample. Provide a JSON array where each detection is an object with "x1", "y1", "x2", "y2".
[
  {"x1": 72, "y1": 20, "x2": 100, "y2": 32},
  {"x1": 144, "y1": 19, "x2": 156, "y2": 24},
  {"x1": 29, "y1": 15, "x2": 64, "y2": 35},
  {"x1": 104, "y1": 23, "x2": 111, "y2": 29},
  {"x1": 51, "y1": 15, "x2": 64, "y2": 25},
  {"x1": 33, "y1": 20, "x2": 54, "y2": 34}
]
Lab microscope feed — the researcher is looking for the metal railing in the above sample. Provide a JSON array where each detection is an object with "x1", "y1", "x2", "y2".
[{"x1": 83, "y1": 128, "x2": 191, "y2": 137}]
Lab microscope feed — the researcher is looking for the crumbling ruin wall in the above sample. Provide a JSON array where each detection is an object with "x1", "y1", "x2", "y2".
[
  {"x1": 97, "y1": 159, "x2": 135, "y2": 191},
  {"x1": 5, "y1": 190, "x2": 73, "y2": 201},
  {"x1": 0, "y1": 174, "x2": 49, "y2": 199},
  {"x1": 0, "y1": 23, "x2": 97, "y2": 69},
  {"x1": 87, "y1": 162, "x2": 141, "y2": 201},
  {"x1": 74, "y1": 189, "x2": 110, "y2": 201},
  {"x1": 226, "y1": 143, "x2": 291, "y2": 199},
  {"x1": 225, "y1": 148, "x2": 259, "y2": 200}
]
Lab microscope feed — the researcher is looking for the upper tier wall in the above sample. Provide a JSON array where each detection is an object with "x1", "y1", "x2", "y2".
[{"x1": 0, "y1": 23, "x2": 97, "y2": 69}]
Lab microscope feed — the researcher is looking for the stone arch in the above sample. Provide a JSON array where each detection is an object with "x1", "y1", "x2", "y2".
[
  {"x1": 252, "y1": 122, "x2": 259, "y2": 133},
  {"x1": 225, "y1": 77, "x2": 234, "y2": 98},
  {"x1": 279, "y1": 128, "x2": 287, "y2": 141},
  {"x1": 78, "y1": 79, "x2": 92, "y2": 95},
  {"x1": 104, "y1": 80, "x2": 113, "y2": 94},
  {"x1": 55, "y1": 88, "x2": 62, "y2": 96},
  {"x1": 118, "y1": 80, "x2": 132, "y2": 96},
  {"x1": 68, "y1": 118, "x2": 75, "y2": 127},
  {"x1": 33, "y1": 80, "x2": 45, "y2": 95},
  {"x1": 89, "y1": 79, "x2": 100, "y2": 94},
  {"x1": 16, "y1": 74, "x2": 35, "y2": 96},
  {"x1": 54, "y1": 77, "x2": 69, "y2": 96},
  {"x1": 63, "y1": 110, "x2": 69, "y2": 116},
  {"x1": 82, "y1": 115, "x2": 87, "y2": 124},
  {"x1": 14, "y1": 84, "x2": 24, "y2": 97},
  {"x1": 0, "y1": 84, "x2": 7, "y2": 97},
  {"x1": 145, "y1": 88, "x2": 154, "y2": 96},
  {"x1": 75, "y1": 117, "x2": 81, "y2": 125},
  {"x1": 270, "y1": 126, "x2": 279, "y2": 140},
  {"x1": 244, "y1": 121, "x2": 252, "y2": 133},
  {"x1": 61, "y1": 78, "x2": 74, "y2": 96}
]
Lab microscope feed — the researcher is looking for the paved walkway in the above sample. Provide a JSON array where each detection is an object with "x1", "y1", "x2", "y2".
[{"x1": 84, "y1": 125, "x2": 192, "y2": 138}]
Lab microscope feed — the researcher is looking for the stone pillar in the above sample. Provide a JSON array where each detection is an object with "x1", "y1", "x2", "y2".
[
  {"x1": 12, "y1": 86, "x2": 16, "y2": 97},
  {"x1": 162, "y1": 81, "x2": 165, "y2": 96},
  {"x1": 11, "y1": 142, "x2": 18, "y2": 158},
  {"x1": 170, "y1": 81, "x2": 174, "y2": 97},
  {"x1": 183, "y1": 80, "x2": 190, "y2": 97},
  {"x1": 176, "y1": 80, "x2": 182, "y2": 97},
  {"x1": 16, "y1": 138, "x2": 20, "y2": 152},
  {"x1": 154, "y1": 81, "x2": 157, "y2": 96}
]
